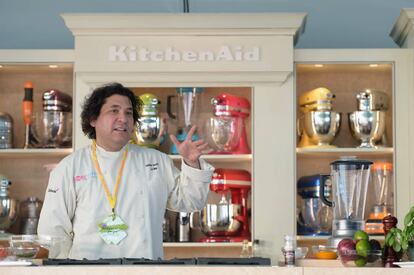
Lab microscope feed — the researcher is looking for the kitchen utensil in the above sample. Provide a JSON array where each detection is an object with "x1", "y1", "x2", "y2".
[
  {"x1": 322, "y1": 157, "x2": 373, "y2": 247},
  {"x1": 20, "y1": 197, "x2": 43, "y2": 235},
  {"x1": 22, "y1": 81, "x2": 33, "y2": 149},
  {"x1": 297, "y1": 87, "x2": 341, "y2": 148},
  {"x1": 133, "y1": 93, "x2": 166, "y2": 149},
  {"x1": 0, "y1": 112, "x2": 13, "y2": 149},
  {"x1": 365, "y1": 161, "x2": 393, "y2": 234},
  {"x1": 348, "y1": 110, "x2": 386, "y2": 148},
  {"x1": 167, "y1": 87, "x2": 203, "y2": 154},
  {"x1": 0, "y1": 176, "x2": 18, "y2": 236},
  {"x1": 176, "y1": 212, "x2": 191, "y2": 242},
  {"x1": 191, "y1": 168, "x2": 251, "y2": 242},
  {"x1": 203, "y1": 94, "x2": 250, "y2": 154},
  {"x1": 30, "y1": 110, "x2": 72, "y2": 148},
  {"x1": 302, "y1": 111, "x2": 341, "y2": 148},
  {"x1": 297, "y1": 174, "x2": 332, "y2": 236}
]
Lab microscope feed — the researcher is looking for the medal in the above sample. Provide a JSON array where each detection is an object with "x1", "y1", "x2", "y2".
[{"x1": 91, "y1": 140, "x2": 129, "y2": 245}]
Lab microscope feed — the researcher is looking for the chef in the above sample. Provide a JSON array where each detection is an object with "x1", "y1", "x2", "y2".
[{"x1": 38, "y1": 82, "x2": 214, "y2": 259}]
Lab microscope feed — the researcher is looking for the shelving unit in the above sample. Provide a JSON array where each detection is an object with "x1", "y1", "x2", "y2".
[
  {"x1": 0, "y1": 50, "x2": 75, "y2": 234},
  {"x1": 294, "y1": 49, "x2": 413, "y2": 250}
]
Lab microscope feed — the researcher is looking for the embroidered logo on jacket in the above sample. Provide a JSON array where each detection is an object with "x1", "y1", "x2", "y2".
[
  {"x1": 48, "y1": 187, "x2": 59, "y2": 193},
  {"x1": 145, "y1": 163, "x2": 159, "y2": 171},
  {"x1": 73, "y1": 171, "x2": 97, "y2": 183}
]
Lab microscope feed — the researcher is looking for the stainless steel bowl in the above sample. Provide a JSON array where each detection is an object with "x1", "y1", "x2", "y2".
[
  {"x1": 199, "y1": 203, "x2": 242, "y2": 236},
  {"x1": 31, "y1": 111, "x2": 72, "y2": 148},
  {"x1": 348, "y1": 110, "x2": 386, "y2": 148},
  {"x1": 303, "y1": 111, "x2": 341, "y2": 147},
  {"x1": 0, "y1": 197, "x2": 18, "y2": 233},
  {"x1": 134, "y1": 116, "x2": 165, "y2": 148}
]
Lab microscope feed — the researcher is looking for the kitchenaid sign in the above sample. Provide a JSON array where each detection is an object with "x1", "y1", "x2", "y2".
[{"x1": 108, "y1": 45, "x2": 260, "y2": 62}]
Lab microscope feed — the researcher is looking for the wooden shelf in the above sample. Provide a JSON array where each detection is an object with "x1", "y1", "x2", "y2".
[
  {"x1": 296, "y1": 147, "x2": 393, "y2": 159},
  {"x1": 0, "y1": 148, "x2": 73, "y2": 158},
  {"x1": 163, "y1": 242, "x2": 245, "y2": 248},
  {"x1": 170, "y1": 154, "x2": 252, "y2": 163}
]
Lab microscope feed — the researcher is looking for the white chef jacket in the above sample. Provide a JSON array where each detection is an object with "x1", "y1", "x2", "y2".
[{"x1": 38, "y1": 143, "x2": 214, "y2": 260}]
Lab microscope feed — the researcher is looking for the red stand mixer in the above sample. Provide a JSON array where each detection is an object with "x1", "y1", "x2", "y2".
[
  {"x1": 204, "y1": 94, "x2": 251, "y2": 154},
  {"x1": 197, "y1": 168, "x2": 251, "y2": 242}
]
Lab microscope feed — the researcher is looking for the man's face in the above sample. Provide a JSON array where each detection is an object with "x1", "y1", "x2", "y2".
[{"x1": 90, "y1": 94, "x2": 135, "y2": 151}]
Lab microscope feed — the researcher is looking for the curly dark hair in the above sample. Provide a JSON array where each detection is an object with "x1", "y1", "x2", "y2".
[{"x1": 81, "y1": 82, "x2": 141, "y2": 139}]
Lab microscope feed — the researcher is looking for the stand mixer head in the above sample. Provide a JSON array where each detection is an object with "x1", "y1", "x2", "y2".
[{"x1": 298, "y1": 87, "x2": 341, "y2": 148}]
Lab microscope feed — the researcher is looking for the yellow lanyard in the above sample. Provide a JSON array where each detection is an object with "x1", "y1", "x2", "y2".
[{"x1": 91, "y1": 140, "x2": 128, "y2": 215}]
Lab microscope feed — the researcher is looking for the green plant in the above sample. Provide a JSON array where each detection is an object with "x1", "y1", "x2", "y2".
[{"x1": 385, "y1": 206, "x2": 414, "y2": 252}]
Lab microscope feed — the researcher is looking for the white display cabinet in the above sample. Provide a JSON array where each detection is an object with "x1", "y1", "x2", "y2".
[
  {"x1": 294, "y1": 49, "x2": 414, "y2": 246},
  {"x1": 62, "y1": 12, "x2": 307, "y2": 262}
]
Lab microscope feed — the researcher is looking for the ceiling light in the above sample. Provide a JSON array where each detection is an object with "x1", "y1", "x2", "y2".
[
  {"x1": 314, "y1": 64, "x2": 324, "y2": 68},
  {"x1": 48, "y1": 65, "x2": 58, "y2": 68},
  {"x1": 369, "y1": 64, "x2": 378, "y2": 68}
]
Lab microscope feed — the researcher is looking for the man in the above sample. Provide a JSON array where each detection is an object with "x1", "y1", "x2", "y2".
[{"x1": 38, "y1": 82, "x2": 214, "y2": 260}]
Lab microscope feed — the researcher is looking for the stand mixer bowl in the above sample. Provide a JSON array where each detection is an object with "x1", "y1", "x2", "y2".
[
  {"x1": 348, "y1": 110, "x2": 386, "y2": 148},
  {"x1": 303, "y1": 111, "x2": 341, "y2": 147},
  {"x1": 31, "y1": 111, "x2": 72, "y2": 148},
  {"x1": 203, "y1": 117, "x2": 242, "y2": 153},
  {"x1": 199, "y1": 203, "x2": 242, "y2": 236}
]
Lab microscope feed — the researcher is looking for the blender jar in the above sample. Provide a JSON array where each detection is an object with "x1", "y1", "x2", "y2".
[{"x1": 329, "y1": 157, "x2": 373, "y2": 244}]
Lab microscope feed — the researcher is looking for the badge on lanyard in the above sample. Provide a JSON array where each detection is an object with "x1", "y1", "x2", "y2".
[
  {"x1": 91, "y1": 140, "x2": 129, "y2": 245},
  {"x1": 98, "y1": 214, "x2": 128, "y2": 245}
]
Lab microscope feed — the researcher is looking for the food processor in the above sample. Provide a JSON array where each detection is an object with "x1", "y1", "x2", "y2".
[
  {"x1": 321, "y1": 157, "x2": 373, "y2": 247},
  {"x1": 365, "y1": 161, "x2": 393, "y2": 235},
  {"x1": 167, "y1": 88, "x2": 203, "y2": 154},
  {"x1": 297, "y1": 174, "x2": 332, "y2": 236},
  {"x1": 297, "y1": 87, "x2": 341, "y2": 148},
  {"x1": 133, "y1": 93, "x2": 166, "y2": 149},
  {"x1": 348, "y1": 89, "x2": 388, "y2": 148},
  {"x1": 204, "y1": 94, "x2": 250, "y2": 154},
  {"x1": 191, "y1": 168, "x2": 251, "y2": 242}
]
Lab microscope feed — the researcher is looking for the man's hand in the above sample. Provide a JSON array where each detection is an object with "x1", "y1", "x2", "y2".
[{"x1": 170, "y1": 125, "x2": 212, "y2": 169}]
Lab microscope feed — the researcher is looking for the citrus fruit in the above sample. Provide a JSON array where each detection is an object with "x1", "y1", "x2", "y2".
[
  {"x1": 356, "y1": 239, "x2": 371, "y2": 257},
  {"x1": 354, "y1": 257, "x2": 367, "y2": 267},
  {"x1": 353, "y1": 230, "x2": 369, "y2": 241}
]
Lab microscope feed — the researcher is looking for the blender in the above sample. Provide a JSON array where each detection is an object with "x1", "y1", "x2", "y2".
[
  {"x1": 133, "y1": 93, "x2": 166, "y2": 149},
  {"x1": 365, "y1": 161, "x2": 393, "y2": 235},
  {"x1": 191, "y1": 168, "x2": 251, "y2": 242},
  {"x1": 204, "y1": 94, "x2": 251, "y2": 154},
  {"x1": 167, "y1": 88, "x2": 203, "y2": 154},
  {"x1": 297, "y1": 87, "x2": 341, "y2": 148},
  {"x1": 297, "y1": 174, "x2": 332, "y2": 236},
  {"x1": 321, "y1": 157, "x2": 373, "y2": 247}
]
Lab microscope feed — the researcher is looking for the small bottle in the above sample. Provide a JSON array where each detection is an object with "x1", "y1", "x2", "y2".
[
  {"x1": 282, "y1": 235, "x2": 295, "y2": 267},
  {"x1": 240, "y1": 239, "x2": 250, "y2": 258}
]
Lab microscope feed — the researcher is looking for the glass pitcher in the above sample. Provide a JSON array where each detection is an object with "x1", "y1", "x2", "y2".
[
  {"x1": 324, "y1": 157, "x2": 372, "y2": 245},
  {"x1": 167, "y1": 87, "x2": 204, "y2": 154}
]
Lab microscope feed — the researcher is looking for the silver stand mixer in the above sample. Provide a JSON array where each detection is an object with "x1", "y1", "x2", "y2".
[{"x1": 0, "y1": 176, "x2": 18, "y2": 237}]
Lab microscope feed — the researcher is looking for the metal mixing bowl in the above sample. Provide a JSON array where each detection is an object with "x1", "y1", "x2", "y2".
[
  {"x1": 348, "y1": 110, "x2": 386, "y2": 148},
  {"x1": 199, "y1": 203, "x2": 242, "y2": 236},
  {"x1": 303, "y1": 111, "x2": 341, "y2": 147}
]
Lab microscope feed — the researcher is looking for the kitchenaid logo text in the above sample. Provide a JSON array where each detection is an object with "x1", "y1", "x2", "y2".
[{"x1": 108, "y1": 45, "x2": 260, "y2": 62}]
